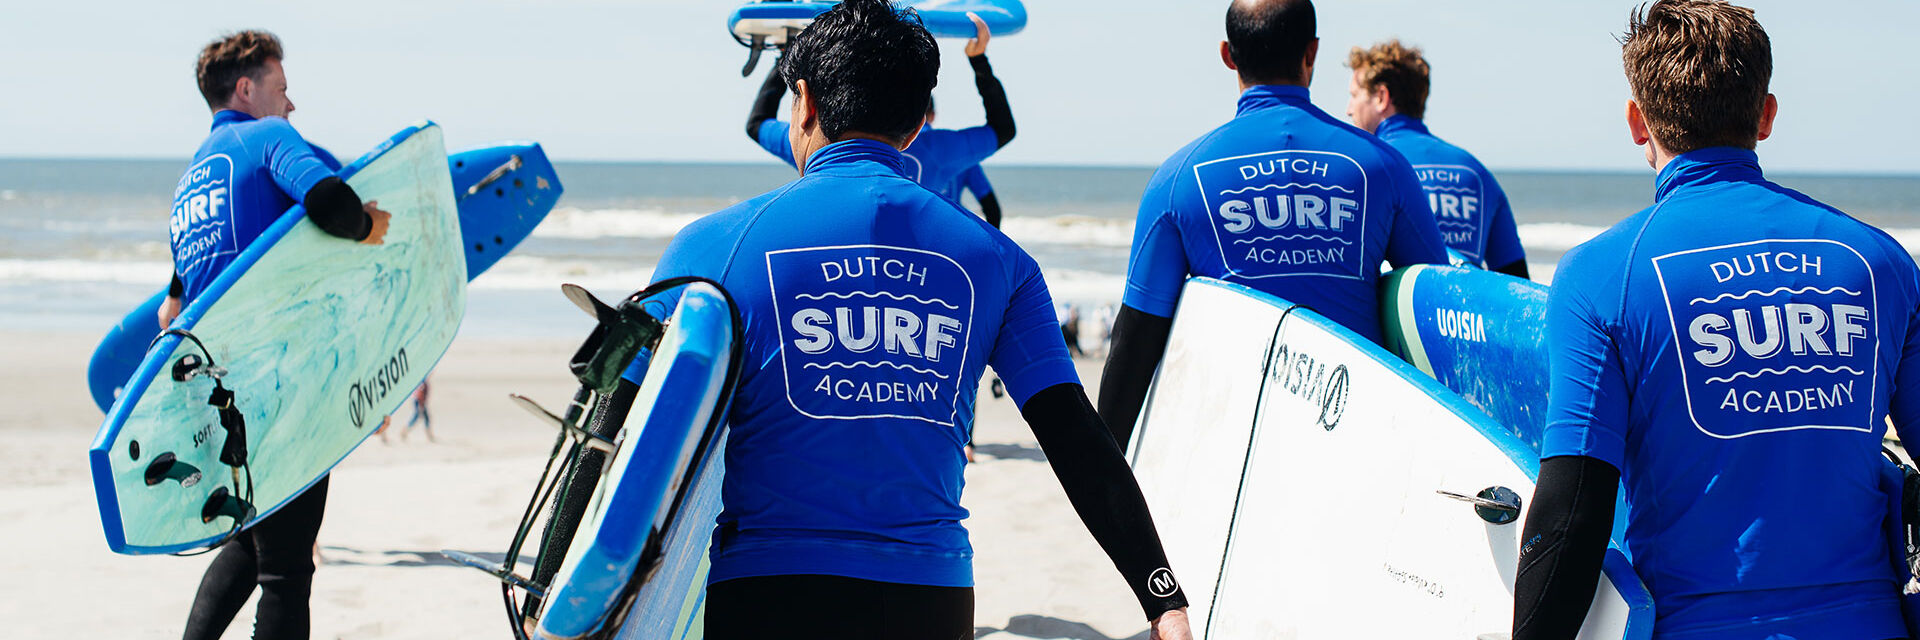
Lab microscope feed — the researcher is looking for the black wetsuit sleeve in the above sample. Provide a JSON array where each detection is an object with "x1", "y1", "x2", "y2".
[
  {"x1": 302, "y1": 176, "x2": 371, "y2": 241},
  {"x1": 1096, "y1": 305, "x2": 1175, "y2": 447},
  {"x1": 978, "y1": 192, "x2": 1003, "y2": 229},
  {"x1": 1020, "y1": 382, "x2": 1189, "y2": 621},
  {"x1": 746, "y1": 67, "x2": 787, "y2": 143},
  {"x1": 169, "y1": 272, "x2": 184, "y2": 299},
  {"x1": 1493, "y1": 258, "x2": 1531, "y2": 280},
  {"x1": 1513, "y1": 455, "x2": 1619, "y2": 640},
  {"x1": 970, "y1": 55, "x2": 1015, "y2": 148}
]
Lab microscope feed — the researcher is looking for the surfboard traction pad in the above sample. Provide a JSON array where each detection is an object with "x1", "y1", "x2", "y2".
[
  {"x1": 89, "y1": 124, "x2": 466, "y2": 554},
  {"x1": 1129, "y1": 277, "x2": 1652, "y2": 638}
]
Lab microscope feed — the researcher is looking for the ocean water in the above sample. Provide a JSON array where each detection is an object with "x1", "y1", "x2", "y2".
[{"x1": 3, "y1": 158, "x2": 1918, "y2": 339}]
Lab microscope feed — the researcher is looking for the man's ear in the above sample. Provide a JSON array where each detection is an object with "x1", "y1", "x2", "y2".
[
  {"x1": 794, "y1": 79, "x2": 818, "y2": 132},
  {"x1": 1220, "y1": 41, "x2": 1237, "y2": 72},
  {"x1": 1626, "y1": 99, "x2": 1651, "y2": 146},
  {"x1": 232, "y1": 75, "x2": 253, "y2": 108},
  {"x1": 1756, "y1": 93, "x2": 1778, "y2": 142}
]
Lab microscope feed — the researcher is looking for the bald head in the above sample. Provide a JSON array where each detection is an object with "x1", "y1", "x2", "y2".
[{"x1": 1226, "y1": 0, "x2": 1317, "y2": 86}]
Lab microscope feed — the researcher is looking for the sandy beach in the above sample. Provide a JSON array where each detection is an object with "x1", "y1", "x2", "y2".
[{"x1": 4, "y1": 330, "x2": 1151, "y2": 639}]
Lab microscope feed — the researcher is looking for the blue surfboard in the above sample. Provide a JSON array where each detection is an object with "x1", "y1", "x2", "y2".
[
  {"x1": 84, "y1": 142, "x2": 562, "y2": 413},
  {"x1": 729, "y1": 0, "x2": 1027, "y2": 48},
  {"x1": 534, "y1": 282, "x2": 737, "y2": 640},
  {"x1": 1380, "y1": 264, "x2": 1549, "y2": 448},
  {"x1": 89, "y1": 123, "x2": 467, "y2": 554}
]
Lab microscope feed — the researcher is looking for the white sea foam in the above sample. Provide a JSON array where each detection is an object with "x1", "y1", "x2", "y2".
[
  {"x1": 0, "y1": 259, "x2": 172, "y2": 285},
  {"x1": 1515, "y1": 223, "x2": 1610, "y2": 252},
  {"x1": 529, "y1": 208, "x2": 707, "y2": 240},
  {"x1": 531, "y1": 207, "x2": 1139, "y2": 248},
  {"x1": 469, "y1": 256, "x2": 660, "y2": 292}
]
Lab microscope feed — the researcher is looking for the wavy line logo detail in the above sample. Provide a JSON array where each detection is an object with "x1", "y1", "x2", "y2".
[
  {"x1": 1218, "y1": 182, "x2": 1355, "y2": 195},
  {"x1": 1231, "y1": 234, "x2": 1354, "y2": 246},
  {"x1": 768, "y1": 245, "x2": 977, "y2": 426},
  {"x1": 1421, "y1": 185, "x2": 1478, "y2": 194},
  {"x1": 1654, "y1": 239, "x2": 1881, "y2": 438},
  {"x1": 1194, "y1": 150, "x2": 1371, "y2": 280},
  {"x1": 802, "y1": 361, "x2": 952, "y2": 380},
  {"x1": 1690, "y1": 286, "x2": 1865, "y2": 305},
  {"x1": 1704, "y1": 365, "x2": 1866, "y2": 385},
  {"x1": 793, "y1": 290, "x2": 960, "y2": 310}
]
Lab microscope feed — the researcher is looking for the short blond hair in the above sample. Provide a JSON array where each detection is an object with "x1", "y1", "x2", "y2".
[{"x1": 1347, "y1": 39, "x2": 1430, "y2": 120}]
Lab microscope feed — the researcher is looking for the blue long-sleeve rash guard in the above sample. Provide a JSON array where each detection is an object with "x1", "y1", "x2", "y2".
[
  {"x1": 1543, "y1": 147, "x2": 1920, "y2": 638},
  {"x1": 754, "y1": 119, "x2": 999, "y2": 203},
  {"x1": 1373, "y1": 115, "x2": 1525, "y2": 269},
  {"x1": 168, "y1": 110, "x2": 341, "y2": 301},
  {"x1": 627, "y1": 139, "x2": 1077, "y2": 588},
  {"x1": 1123, "y1": 85, "x2": 1451, "y2": 343}
]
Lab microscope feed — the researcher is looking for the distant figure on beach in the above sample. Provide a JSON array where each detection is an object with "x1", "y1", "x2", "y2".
[
  {"x1": 744, "y1": 8, "x2": 1017, "y2": 225},
  {"x1": 1097, "y1": 0, "x2": 1450, "y2": 446},
  {"x1": 1346, "y1": 39, "x2": 1528, "y2": 278},
  {"x1": 1511, "y1": 2, "x2": 1920, "y2": 638},
  {"x1": 631, "y1": 1, "x2": 1192, "y2": 637},
  {"x1": 402, "y1": 379, "x2": 433, "y2": 442},
  {"x1": 1059, "y1": 302, "x2": 1084, "y2": 357},
  {"x1": 166, "y1": 30, "x2": 390, "y2": 640}
]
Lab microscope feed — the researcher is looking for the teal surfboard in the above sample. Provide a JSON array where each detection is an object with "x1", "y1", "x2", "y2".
[
  {"x1": 84, "y1": 141, "x2": 562, "y2": 413},
  {"x1": 88, "y1": 123, "x2": 466, "y2": 554}
]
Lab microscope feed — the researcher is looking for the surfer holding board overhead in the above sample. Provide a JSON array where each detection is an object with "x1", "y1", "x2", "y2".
[
  {"x1": 1097, "y1": 0, "x2": 1450, "y2": 446},
  {"x1": 1346, "y1": 40, "x2": 1528, "y2": 278},
  {"x1": 1513, "y1": 2, "x2": 1920, "y2": 638},
  {"x1": 168, "y1": 31, "x2": 389, "y2": 640},
  {"x1": 744, "y1": 7, "x2": 1017, "y2": 221},
  {"x1": 654, "y1": 1, "x2": 1192, "y2": 637}
]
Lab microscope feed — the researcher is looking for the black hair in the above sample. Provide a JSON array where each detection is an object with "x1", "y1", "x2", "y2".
[
  {"x1": 779, "y1": 0, "x2": 940, "y2": 141},
  {"x1": 1225, "y1": 0, "x2": 1317, "y2": 85}
]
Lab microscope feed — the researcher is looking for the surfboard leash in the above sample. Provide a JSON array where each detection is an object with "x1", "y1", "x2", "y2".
[{"x1": 153, "y1": 328, "x2": 258, "y2": 556}]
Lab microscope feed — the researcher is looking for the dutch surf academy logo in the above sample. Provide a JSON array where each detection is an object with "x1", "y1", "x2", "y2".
[
  {"x1": 1194, "y1": 150, "x2": 1369, "y2": 280},
  {"x1": 1413, "y1": 164, "x2": 1485, "y2": 260},
  {"x1": 767, "y1": 245, "x2": 975, "y2": 426},
  {"x1": 169, "y1": 154, "x2": 238, "y2": 275},
  {"x1": 1654, "y1": 239, "x2": 1879, "y2": 438}
]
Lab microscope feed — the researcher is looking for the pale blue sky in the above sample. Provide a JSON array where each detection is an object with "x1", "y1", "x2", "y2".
[{"x1": 2, "y1": 0, "x2": 1915, "y2": 173}]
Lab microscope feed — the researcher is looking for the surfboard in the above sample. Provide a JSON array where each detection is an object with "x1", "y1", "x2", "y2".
[
  {"x1": 729, "y1": 0, "x2": 1028, "y2": 48},
  {"x1": 534, "y1": 282, "x2": 736, "y2": 640},
  {"x1": 1379, "y1": 264, "x2": 1549, "y2": 448},
  {"x1": 85, "y1": 141, "x2": 562, "y2": 413},
  {"x1": 1128, "y1": 278, "x2": 1652, "y2": 639},
  {"x1": 88, "y1": 123, "x2": 467, "y2": 555}
]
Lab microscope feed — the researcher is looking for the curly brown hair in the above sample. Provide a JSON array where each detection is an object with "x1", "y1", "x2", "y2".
[
  {"x1": 1346, "y1": 39, "x2": 1430, "y2": 120},
  {"x1": 195, "y1": 30, "x2": 284, "y2": 109},
  {"x1": 1622, "y1": 0, "x2": 1772, "y2": 154}
]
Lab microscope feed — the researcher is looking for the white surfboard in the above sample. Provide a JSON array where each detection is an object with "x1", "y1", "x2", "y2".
[{"x1": 1128, "y1": 278, "x2": 1651, "y2": 639}]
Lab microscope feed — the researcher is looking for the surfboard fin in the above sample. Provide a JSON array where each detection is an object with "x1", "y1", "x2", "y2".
[
  {"x1": 143, "y1": 452, "x2": 202, "y2": 488},
  {"x1": 561, "y1": 283, "x2": 664, "y2": 394},
  {"x1": 440, "y1": 549, "x2": 546, "y2": 598},
  {"x1": 1436, "y1": 486, "x2": 1522, "y2": 524},
  {"x1": 460, "y1": 154, "x2": 524, "y2": 202},
  {"x1": 741, "y1": 34, "x2": 767, "y2": 77},
  {"x1": 510, "y1": 393, "x2": 618, "y2": 454},
  {"x1": 200, "y1": 486, "x2": 255, "y2": 524}
]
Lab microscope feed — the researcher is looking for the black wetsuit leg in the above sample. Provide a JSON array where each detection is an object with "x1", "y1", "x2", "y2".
[
  {"x1": 182, "y1": 475, "x2": 330, "y2": 640},
  {"x1": 705, "y1": 574, "x2": 974, "y2": 640}
]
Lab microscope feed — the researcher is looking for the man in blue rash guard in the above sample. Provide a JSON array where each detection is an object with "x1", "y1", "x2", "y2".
[
  {"x1": 638, "y1": 1, "x2": 1192, "y2": 638},
  {"x1": 1096, "y1": 0, "x2": 1450, "y2": 446},
  {"x1": 1345, "y1": 39, "x2": 1528, "y2": 279},
  {"x1": 1511, "y1": 2, "x2": 1920, "y2": 639},
  {"x1": 744, "y1": 11, "x2": 1016, "y2": 204},
  {"x1": 167, "y1": 32, "x2": 389, "y2": 640}
]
